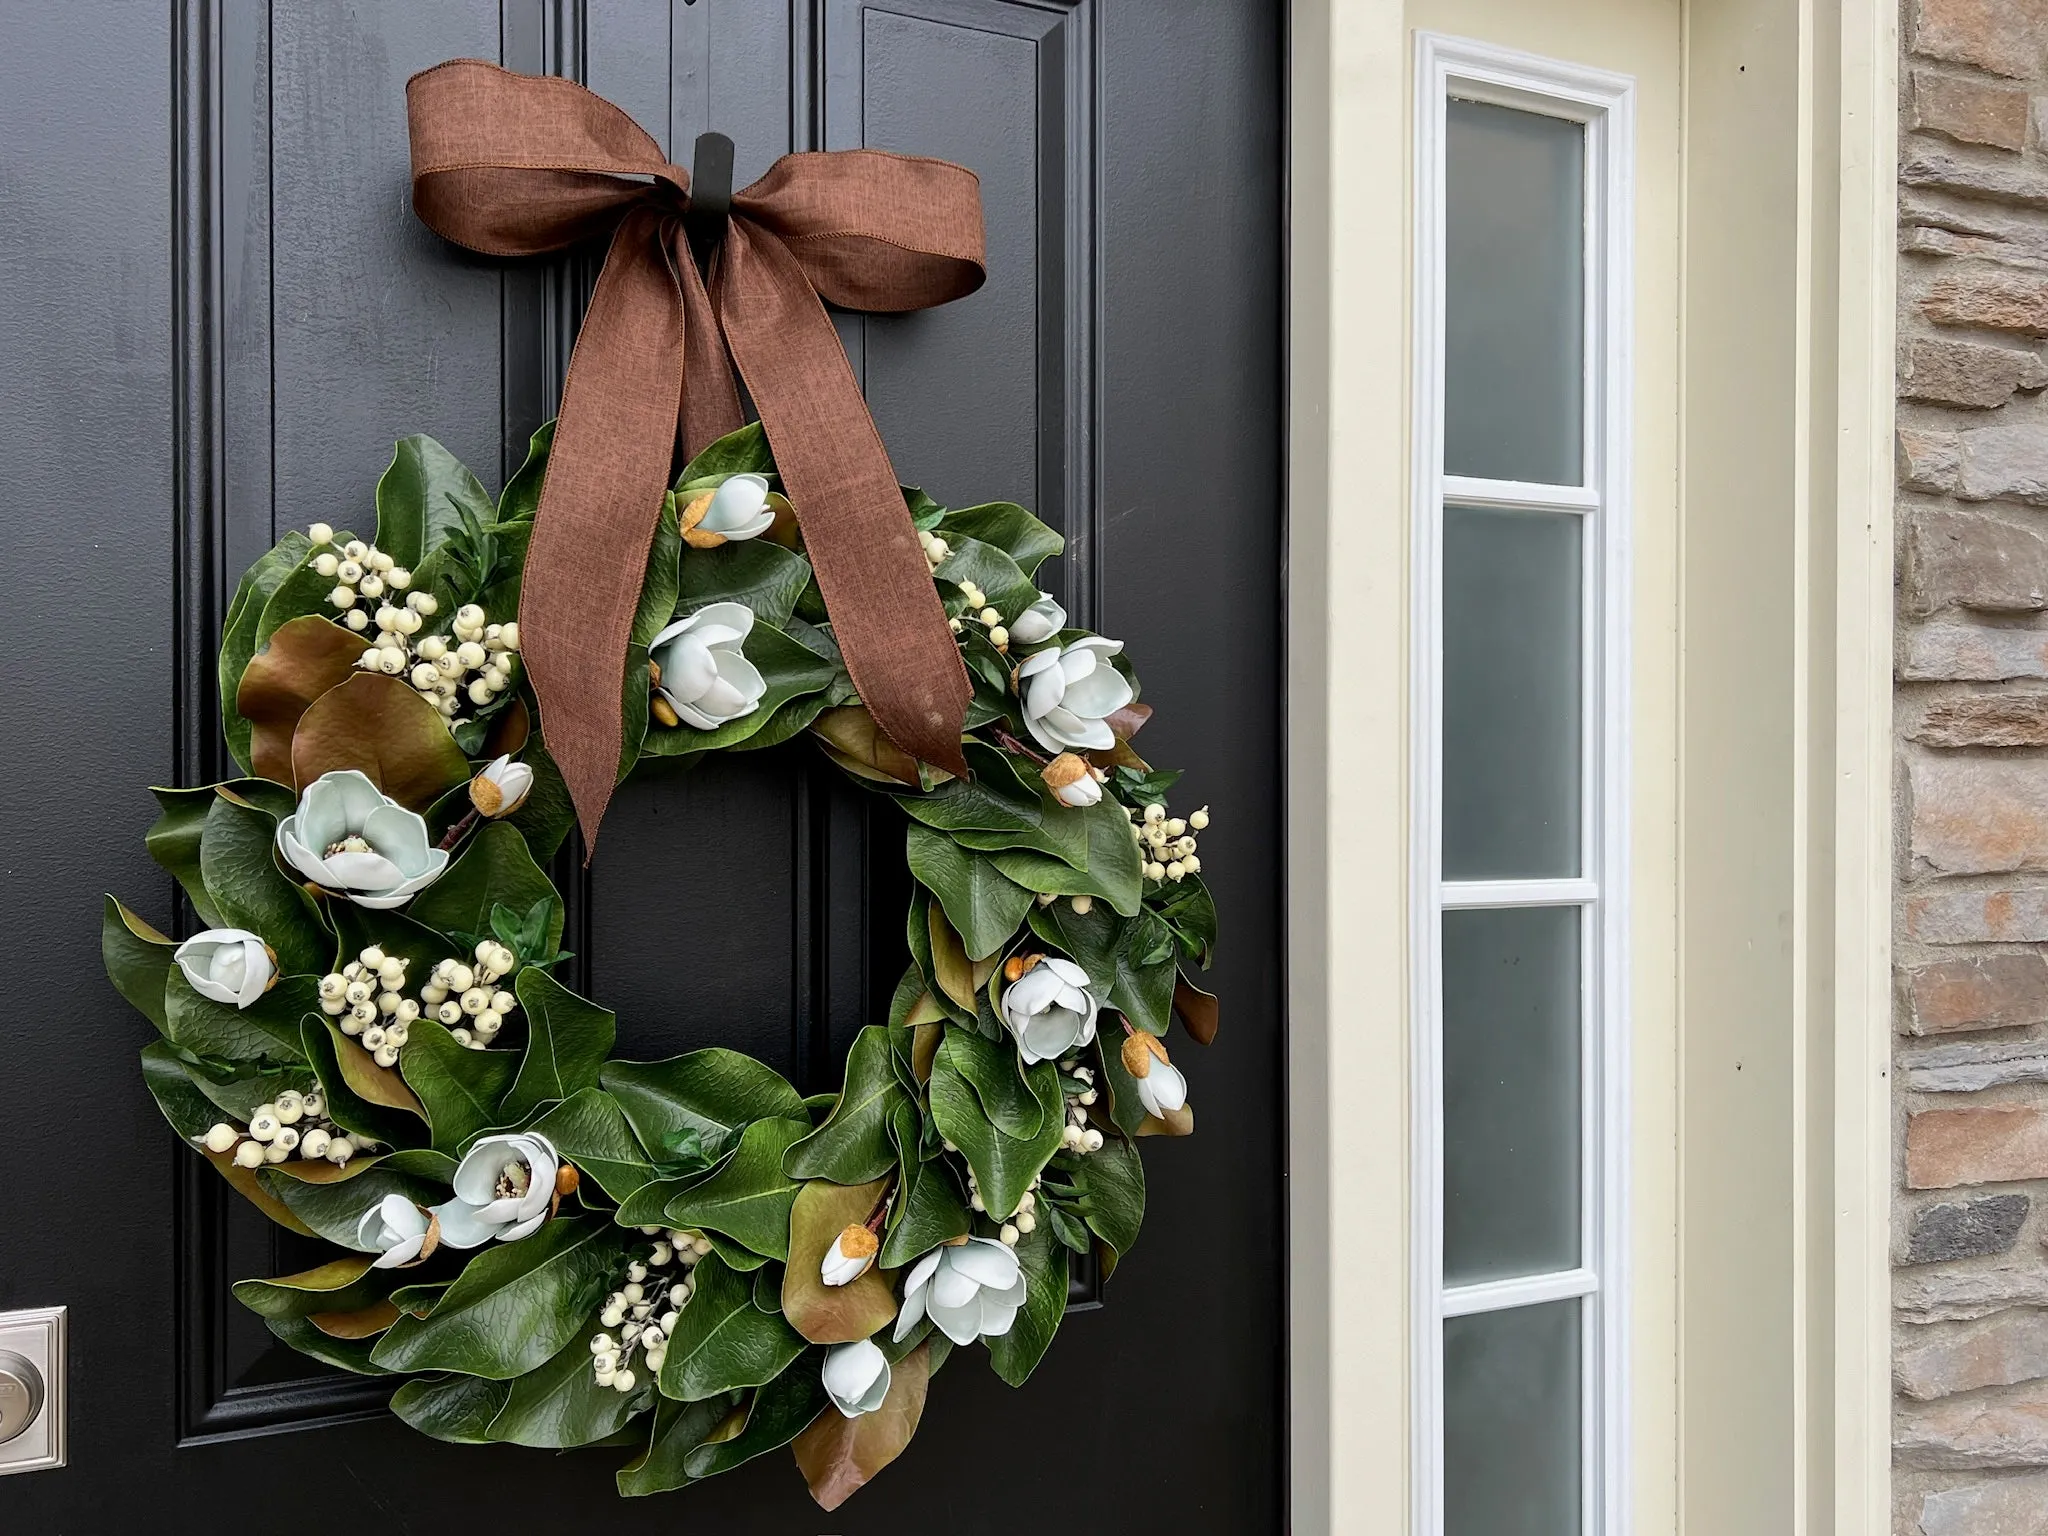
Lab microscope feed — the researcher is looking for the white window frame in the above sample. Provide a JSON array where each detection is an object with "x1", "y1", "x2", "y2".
[{"x1": 1409, "y1": 32, "x2": 1634, "y2": 1536}]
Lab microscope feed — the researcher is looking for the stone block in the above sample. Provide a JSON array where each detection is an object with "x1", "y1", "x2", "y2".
[
  {"x1": 1906, "y1": 886, "x2": 2048, "y2": 943},
  {"x1": 1924, "y1": 270, "x2": 2048, "y2": 337},
  {"x1": 1900, "y1": 1267, "x2": 2048, "y2": 1324},
  {"x1": 1902, "y1": 1195, "x2": 2031, "y2": 1264},
  {"x1": 1903, "y1": 512, "x2": 2048, "y2": 614},
  {"x1": 1900, "y1": 623, "x2": 2048, "y2": 683},
  {"x1": 1904, "y1": 427, "x2": 1966, "y2": 493},
  {"x1": 1913, "y1": 0, "x2": 2048, "y2": 78},
  {"x1": 1914, "y1": 70, "x2": 2033, "y2": 149},
  {"x1": 1960, "y1": 427, "x2": 2048, "y2": 506},
  {"x1": 1905, "y1": 197, "x2": 2048, "y2": 269},
  {"x1": 1918, "y1": 1471, "x2": 2048, "y2": 1535},
  {"x1": 1911, "y1": 758, "x2": 2048, "y2": 874},
  {"x1": 1904, "y1": 153, "x2": 2048, "y2": 208},
  {"x1": 1899, "y1": 1309, "x2": 2048, "y2": 1399},
  {"x1": 1909, "y1": 1105, "x2": 2048, "y2": 1187},
  {"x1": 1901, "y1": 954, "x2": 2048, "y2": 1033},
  {"x1": 1903, "y1": 337, "x2": 2048, "y2": 408},
  {"x1": 1897, "y1": 1381, "x2": 2048, "y2": 1469},
  {"x1": 1914, "y1": 696, "x2": 2048, "y2": 748}
]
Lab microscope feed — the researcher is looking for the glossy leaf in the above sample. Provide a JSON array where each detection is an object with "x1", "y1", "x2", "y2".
[
  {"x1": 199, "y1": 793, "x2": 330, "y2": 976},
  {"x1": 682, "y1": 1359, "x2": 827, "y2": 1478},
  {"x1": 408, "y1": 822, "x2": 563, "y2": 958},
  {"x1": 926, "y1": 902, "x2": 977, "y2": 1012},
  {"x1": 1175, "y1": 971, "x2": 1220, "y2": 1045},
  {"x1": 374, "y1": 433, "x2": 492, "y2": 569},
  {"x1": 390, "y1": 1373, "x2": 513, "y2": 1443},
  {"x1": 933, "y1": 533, "x2": 1038, "y2": 619},
  {"x1": 531, "y1": 1088, "x2": 657, "y2": 1205},
  {"x1": 504, "y1": 967, "x2": 616, "y2": 1121},
  {"x1": 290, "y1": 671, "x2": 473, "y2": 811},
  {"x1": 164, "y1": 969, "x2": 313, "y2": 1064},
  {"x1": 237, "y1": 615, "x2": 367, "y2": 788},
  {"x1": 781, "y1": 1177, "x2": 896, "y2": 1345},
  {"x1": 1067, "y1": 1135, "x2": 1144, "y2": 1259},
  {"x1": 664, "y1": 1116, "x2": 809, "y2": 1259},
  {"x1": 301, "y1": 1017, "x2": 428, "y2": 1147},
  {"x1": 485, "y1": 1318, "x2": 654, "y2": 1448},
  {"x1": 640, "y1": 620, "x2": 839, "y2": 758},
  {"x1": 399, "y1": 1022, "x2": 518, "y2": 1153},
  {"x1": 221, "y1": 531, "x2": 316, "y2": 771},
  {"x1": 1028, "y1": 899, "x2": 1176, "y2": 1036},
  {"x1": 616, "y1": 1395, "x2": 736, "y2": 1497},
  {"x1": 896, "y1": 744, "x2": 1042, "y2": 836},
  {"x1": 505, "y1": 734, "x2": 577, "y2": 864},
  {"x1": 928, "y1": 1036, "x2": 1064, "y2": 1220},
  {"x1": 675, "y1": 421, "x2": 774, "y2": 485},
  {"x1": 793, "y1": 1339, "x2": 931, "y2": 1511},
  {"x1": 204, "y1": 1147, "x2": 320, "y2": 1235},
  {"x1": 140, "y1": 1041, "x2": 229, "y2": 1140},
  {"x1": 498, "y1": 421, "x2": 554, "y2": 522},
  {"x1": 907, "y1": 825, "x2": 1035, "y2": 962},
  {"x1": 676, "y1": 539, "x2": 813, "y2": 629},
  {"x1": 102, "y1": 896, "x2": 174, "y2": 1033},
  {"x1": 985, "y1": 1218, "x2": 1068, "y2": 1387},
  {"x1": 233, "y1": 1254, "x2": 383, "y2": 1319},
  {"x1": 810, "y1": 705, "x2": 924, "y2": 786},
  {"x1": 259, "y1": 1156, "x2": 449, "y2": 1249},
  {"x1": 266, "y1": 1312, "x2": 392, "y2": 1375},
  {"x1": 880, "y1": 1101, "x2": 970, "y2": 1267},
  {"x1": 940, "y1": 1023, "x2": 1044, "y2": 1140},
  {"x1": 371, "y1": 1216, "x2": 616, "y2": 1378},
  {"x1": 601, "y1": 1050, "x2": 805, "y2": 1155},
  {"x1": 658, "y1": 1251, "x2": 807, "y2": 1401},
  {"x1": 987, "y1": 798, "x2": 1145, "y2": 915},
  {"x1": 783, "y1": 1028, "x2": 903, "y2": 1185}
]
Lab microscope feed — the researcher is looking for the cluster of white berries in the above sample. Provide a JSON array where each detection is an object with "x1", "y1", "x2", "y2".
[
  {"x1": 589, "y1": 1228, "x2": 713, "y2": 1393},
  {"x1": 201, "y1": 1089, "x2": 376, "y2": 1168},
  {"x1": 1129, "y1": 801, "x2": 1209, "y2": 884},
  {"x1": 925, "y1": 552, "x2": 1015, "y2": 652},
  {"x1": 422, "y1": 943, "x2": 519, "y2": 1050},
  {"x1": 1033, "y1": 891, "x2": 1098, "y2": 917},
  {"x1": 308, "y1": 524, "x2": 420, "y2": 634},
  {"x1": 1056, "y1": 1058, "x2": 1107, "y2": 1155}
]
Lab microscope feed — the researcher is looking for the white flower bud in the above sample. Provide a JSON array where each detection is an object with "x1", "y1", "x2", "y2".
[
  {"x1": 1083, "y1": 1128, "x2": 1104, "y2": 1151},
  {"x1": 345, "y1": 980, "x2": 372, "y2": 1005},
  {"x1": 350, "y1": 1000, "x2": 378, "y2": 1025},
  {"x1": 456, "y1": 640, "x2": 487, "y2": 669},
  {"x1": 360, "y1": 1025, "x2": 387, "y2": 1051},
  {"x1": 612, "y1": 1370, "x2": 637, "y2": 1394},
  {"x1": 999, "y1": 1223, "x2": 1020, "y2": 1245},
  {"x1": 326, "y1": 1137, "x2": 356, "y2": 1166},
  {"x1": 263, "y1": 1140, "x2": 292, "y2": 1164},
  {"x1": 1164, "y1": 818, "x2": 1186, "y2": 837},
  {"x1": 1144, "y1": 803, "x2": 1166, "y2": 823},
  {"x1": 446, "y1": 963, "x2": 475, "y2": 993},
  {"x1": 499, "y1": 621, "x2": 519, "y2": 650},
  {"x1": 377, "y1": 646, "x2": 406, "y2": 675}
]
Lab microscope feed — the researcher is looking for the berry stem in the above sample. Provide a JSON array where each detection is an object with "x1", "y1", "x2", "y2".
[
  {"x1": 991, "y1": 727, "x2": 1049, "y2": 765},
  {"x1": 437, "y1": 807, "x2": 480, "y2": 851}
]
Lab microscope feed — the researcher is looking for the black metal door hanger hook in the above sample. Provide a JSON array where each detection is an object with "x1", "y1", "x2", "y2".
[{"x1": 684, "y1": 130, "x2": 734, "y2": 272}]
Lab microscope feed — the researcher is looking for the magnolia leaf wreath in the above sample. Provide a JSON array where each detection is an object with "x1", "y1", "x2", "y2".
[{"x1": 104, "y1": 421, "x2": 1220, "y2": 1507}]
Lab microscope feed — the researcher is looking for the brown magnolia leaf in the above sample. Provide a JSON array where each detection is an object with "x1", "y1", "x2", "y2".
[
  {"x1": 310, "y1": 1299, "x2": 401, "y2": 1339},
  {"x1": 332, "y1": 1030, "x2": 427, "y2": 1119},
  {"x1": 1097, "y1": 1238, "x2": 1121, "y2": 1285},
  {"x1": 1104, "y1": 700, "x2": 1152, "y2": 742},
  {"x1": 290, "y1": 671, "x2": 472, "y2": 811},
  {"x1": 904, "y1": 990, "x2": 946, "y2": 1030},
  {"x1": 1174, "y1": 974, "x2": 1219, "y2": 1046},
  {"x1": 266, "y1": 1154, "x2": 380, "y2": 1185},
  {"x1": 812, "y1": 706, "x2": 924, "y2": 787},
  {"x1": 782, "y1": 1177, "x2": 897, "y2": 1345},
  {"x1": 1136, "y1": 1102, "x2": 1196, "y2": 1138},
  {"x1": 910, "y1": 1021, "x2": 942, "y2": 1084},
  {"x1": 483, "y1": 694, "x2": 531, "y2": 759},
  {"x1": 204, "y1": 1148, "x2": 319, "y2": 1236},
  {"x1": 764, "y1": 491, "x2": 800, "y2": 548},
  {"x1": 793, "y1": 1340, "x2": 932, "y2": 1512},
  {"x1": 927, "y1": 905, "x2": 976, "y2": 1012},
  {"x1": 238, "y1": 615, "x2": 367, "y2": 787}
]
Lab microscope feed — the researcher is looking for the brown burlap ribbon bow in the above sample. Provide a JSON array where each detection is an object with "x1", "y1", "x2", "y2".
[{"x1": 406, "y1": 59, "x2": 984, "y2": 848}]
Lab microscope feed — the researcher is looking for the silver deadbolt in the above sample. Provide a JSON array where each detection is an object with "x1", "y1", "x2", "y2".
[{"x1": 0, "y1": 1351, "x2": 42, "y2": 1445}]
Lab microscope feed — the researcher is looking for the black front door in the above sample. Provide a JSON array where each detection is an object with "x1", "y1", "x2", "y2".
[{"x1": 1, "y1": 2, "x2": 1283, "y2": 1527}]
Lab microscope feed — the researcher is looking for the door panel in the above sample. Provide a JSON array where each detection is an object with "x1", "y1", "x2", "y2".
[{"x1": 0, "y1": 0, "x2": 1282, "y2": 1528}]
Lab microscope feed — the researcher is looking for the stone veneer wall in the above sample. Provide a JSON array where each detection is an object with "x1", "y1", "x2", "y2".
[{"x1": 1894, "y1": 2, "x2": 2048, "y2": 1531}]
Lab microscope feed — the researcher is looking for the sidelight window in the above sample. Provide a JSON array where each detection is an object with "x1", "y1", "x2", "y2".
[{"x1": 1411, "y1": 35, "x2": 1634, "y2": 1536}]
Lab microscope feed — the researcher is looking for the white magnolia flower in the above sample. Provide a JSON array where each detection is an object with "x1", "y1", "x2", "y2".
[
  {"x1": 693, "y1": 473, "x2": 776, "y2": 542},
  {"x1": 357, "y1": 1193, "x2": 433, "y2": 1269},
  {"x1": 173, "y1": 927, "x2": 275, "y2": 1009},
  {"x1": 1122, "y1": 1031, "x2": 1188, "y2": 1118},
  {"x1": 469, "y1": 754, "x2": 534, "y2": 818},
  {"x1": 821, "y1": 1339, "x2": 891, "y2": 1417},
  {"x1": 276, "y1": 770, "x2": 449, "y2": 909},
  {"x1": 821, "y1": 1223, "x2": 879, "y2": 1288},
  {"x1": 1017, "y1": 636, "x2": 1132, "y2": 754},
  {"x1": 1040, "y1": 752, "x2": 1103, "y2": 809},
  {"x1": 1007, "y1": 594, "x2": 1066, "y2": 646},
  {"x1": 1001, "y1": 957, "x2": 1100, "y2": 1065},
  {"x1": 429, "y1": 1132, "x2": 560, "y2": 1249},
  {"x1": 894, "y1": 1237, "x2": 1026, "y2": 1346},
  {"x1": 650, "y1": 603, "x2": 766, "y2": 730}
]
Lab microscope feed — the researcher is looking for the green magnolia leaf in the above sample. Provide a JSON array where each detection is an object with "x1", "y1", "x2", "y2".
[
  {"x1": 254, "y1": 540, "x2": 350, "y2": 654},
  {"x1": 620, "y1": 495, "x2": 683, "y2": 774},
  {"x1": 390, "y1": 1373, "x2": 513, "y2": 1443},
  {"x1": 792, "y1": 1338, "x2": 931, "y2": 1512},
  {"x1": 181, "y1": 1056, "x2": 317, "y2": 1121},
  {"x1": 987, "y1": 798, "x2": 1145, "y2": 915},
  {"x1": 233, "y1": 1254, "x2": 385, "y2": 1319},
  {"x1": 641, "y1": 621, "x2": 840, "y2": 758},
  {"x1": 1094, "y1": 1028, "x2": 1150, "y2": 1137},
  {"x1": 199, "y1": 793, "x2": 330, "y2": 976},
  {"x1": 676, "y1": 539, "x2": 814, "y2": 629},
  {"x1": 300, "y1": 1017, "x2": 428, "y2": 1148},
  {"x1": 1029, "y1": 900, "x2": 1177, "y2": 1036},
  {"x1": 682, "y1": 1360, "x2": 827, "y2": 1478},
  {"x1": 907, "y1": 824, "x2": 1035, "y2": 961},
  {"x1": 163, "y1": 969, "x2": 313, "y2": 1064},
  {"x1": 663, "y1": 1117, "x2": 809, "y2": 1260},
  {"x1": 503, "y1": 968, "x2": 617, "y2": 1121},
  {"x1": 880, "y1": 1100, "x2": 970, "y2": 1267},
  {"x1": 985, "y1": 1218, "x2": 1068, "y2": 1387},
  {"x1": 615, "y1": 1174, "x2": 713, "y2": 1229},
  {"x1": 266, "y1": 1313, "x2": 393, "y2": 1376},
  {"x1": 531, "y1": 1088, "x2": 657, "y2": 1205},
  {"x1": 783, "y1": 1027, "x2": 904, "y2": 1184},
  {"x1": 601, "y1": 1051, "x2": 805, "y2": 1156},
  {"x1": 327, "y1": 902, "x2": 453, "y2": 982},
  {"x1": 506, "y1": 735, "x2": 577, "y2": 864},
  {"x1": 147, "y1": 785, "x2": 228, "y2": 926},
  {"x1": 399, "y1": 1022, "x2": 518, "y2": 1153},
  {"x1": 140, "y1": 1041, "x2": 231, "y2": 1140},
  {"x1": 895, "y1": 743, "x2": 1044, "y2": 836},
  {"x1": 655, "y1": 1124, "x2": 738, "y2": 1179},
  {"x1": 259, "y1": 1155, "x2": 450, "y2": 1249},
  {"x1": 103, "y1": 896, "x2": 175, "y2": 1032},
  {"x1": 371, "y1": 1217, "x2": 616, "y2": 1378},
  {"x1": 1158, "y1": 873, "x2": 1219, "y2": 968},
  {"x1": 658, "y1": 1251, "x2": 806, "y2": 1401},
  {"x1": 616, "y1": 1395, "x2": 736, "y2": 1497},
  {"x1": 939, "y1": 1023, "x2": 1043, "y2": 1140},
  {"x1": 928, "y1": 1037, "x2": 1064, "y2": 1220},
  {"x1": 675, "y1": 421, "x2": 775, "y2": 485},
  {"x1": 484, "y1": 1318, "x2": 654, "y2": 1448},
  {"x1": 221, "y1": 531, "x2": 316, "y2": 771},
  {"x1": 374, "y1": 434, "x2": 493, "y2": 569},
  {"x1": 939, "y1": 501, "x2": 1063, "y2": 576},
  {"x1": 1066, "y1": 1135, "x2": 1144, "y2": 1259},
  {"x1": 933, "y1": 533, "x2": 1038, "y2": 619},
  {"x1": 499, "y1": 421, "x2": 554, "y2": 522},
  {"x1": 782, "y1": 1176, "x2": 896, "y2": 1345},
  {"x1": 408, "y1": 822, "x2": 562, "y2": 958}
]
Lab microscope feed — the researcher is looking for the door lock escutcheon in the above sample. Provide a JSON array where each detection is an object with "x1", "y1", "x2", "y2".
[
  {"x1": 0, "y1": 1350, "x2": 43, "y2": 1444},
  {"x1": 0, "y1": 1306, "x2": 65, "y2": 1474}
]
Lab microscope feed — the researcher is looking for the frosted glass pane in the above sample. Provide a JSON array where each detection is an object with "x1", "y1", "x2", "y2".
[
  {"x1": 1445, "y1": 1301, "x2": 1582, "y2": 1536},
  {"x1": 1443, "y1": 906, "x2": 1581, "y2": 1284},
  {"x1": 1444, "y1": 99, "x2": 1584, "y2": 485},
  {"x1": 1443, "y1": 507, "x2": 1582, "y2": 879}
]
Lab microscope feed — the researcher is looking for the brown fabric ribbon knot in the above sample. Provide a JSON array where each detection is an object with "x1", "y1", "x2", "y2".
[{"x1": 405, "y1": 59, "x2": 983, "y2": 848}]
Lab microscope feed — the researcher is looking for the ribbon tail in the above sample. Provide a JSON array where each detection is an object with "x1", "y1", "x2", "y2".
[
  {"x1": 518, "y1": 206, "x2": 687, "y2": 851},
  {"x1": 715, "y1": 221, "x2": 971, "y2": 779},
  {"x1": 673, "y1": 227, "x2": 745, "y2": 462}
]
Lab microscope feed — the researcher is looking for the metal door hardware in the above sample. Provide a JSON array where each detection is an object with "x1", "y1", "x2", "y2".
[{"x1": 0, "y1": 1307, "x2": 64, "y2": 1475}]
